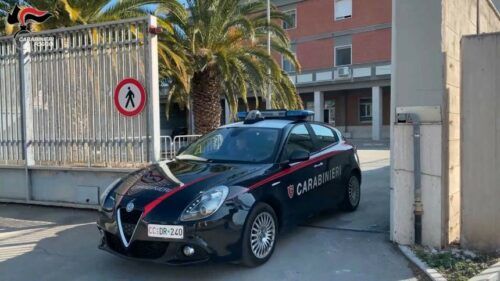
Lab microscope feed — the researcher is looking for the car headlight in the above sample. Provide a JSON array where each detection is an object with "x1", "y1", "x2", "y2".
[
  {"x1": 100, "y1": 178, "x2": 121, "y2": 211},
  {"x1": 180, "y1": 186, "x2": 229, "y2": 221}
]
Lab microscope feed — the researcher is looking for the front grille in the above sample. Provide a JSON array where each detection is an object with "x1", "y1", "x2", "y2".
[
  {"x1": 129, "y1": 240, "x2": 169, "y2": 259},
  {"x1": 105, "y1": 232, "x2": 168, "y2": 259},
  {"x1": 118, "y1": 208, "x2": 141, "y2": 242},
  {"x1": 120, "y1": 209, "x2": 142, "y2": 223},
  {"x1": 122, "y1": 223, "x2": 136, "y2": 239}
]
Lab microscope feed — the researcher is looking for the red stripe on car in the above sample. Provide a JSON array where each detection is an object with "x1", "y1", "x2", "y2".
[
  {"x1": 142, "y1": 174, "x2": 218, "y2": 216},
  {"x1": 248, "y1": 150, "x2": 342, "y2": 191}
]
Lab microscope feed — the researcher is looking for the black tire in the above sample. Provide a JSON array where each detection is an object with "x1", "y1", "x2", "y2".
[
  {"x1": 241, "y1": 202, "x2": 278, "y2": 267},
  {"x1": 340, "y1": 174, "x2": 361, "y2": 211}
]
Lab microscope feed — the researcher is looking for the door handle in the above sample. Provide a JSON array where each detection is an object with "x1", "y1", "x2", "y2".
[{"x1": 313, "y1": 162, "x2": 323, "y2": 168}]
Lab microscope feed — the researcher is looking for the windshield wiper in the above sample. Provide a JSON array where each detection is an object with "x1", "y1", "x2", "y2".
[{"x1": 175, "y1": 154, "x2": 208, "y2": 162}]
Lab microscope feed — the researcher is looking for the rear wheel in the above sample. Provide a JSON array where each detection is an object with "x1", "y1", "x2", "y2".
[
  {"x1": 241, "y1": 203, "x2": 277, "y2": 267},
  {"x1": 340, "y1": 174, "x2": 361, "y2": 211}
]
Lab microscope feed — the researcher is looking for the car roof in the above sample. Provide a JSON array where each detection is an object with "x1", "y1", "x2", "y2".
[{"x1": 219, "y1": 119, "x2": 297, "y2": 129}]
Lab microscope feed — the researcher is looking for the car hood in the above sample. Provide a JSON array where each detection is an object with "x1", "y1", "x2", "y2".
[{"x1": 113, "y1": 159, "x2": 270, "y2": 219}]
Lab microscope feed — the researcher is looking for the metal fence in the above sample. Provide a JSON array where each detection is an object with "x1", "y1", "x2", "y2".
[
  {"x1": 160, "y1": 135, "x2": 201, "y2": 160},
  {"x1": 0, "y1": 17, "x2": 159, "y2": 168},
  {"x1": 0, "y1": 36, "x2": 23, "y2": 165}
]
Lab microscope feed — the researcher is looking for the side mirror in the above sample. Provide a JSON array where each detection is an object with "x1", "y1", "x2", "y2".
[{"x1": 289, "y1": 150, "x2": 310, "y2": 163}]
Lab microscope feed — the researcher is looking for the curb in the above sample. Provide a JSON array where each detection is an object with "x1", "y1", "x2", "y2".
[
  {"x1": 398, "y1": 245, "x2": 447, "y2": 281},
  {"x1": 469, "y1": 261, "x2": 500, "y2": 281}
]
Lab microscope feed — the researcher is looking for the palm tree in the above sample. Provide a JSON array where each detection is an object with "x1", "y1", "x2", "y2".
[
  {"x1": 159, "y1": 0, "x2": 302, "y2": 134},
  {"x1": 58, "y1": 0, "x2": 184, "y2": 25}
]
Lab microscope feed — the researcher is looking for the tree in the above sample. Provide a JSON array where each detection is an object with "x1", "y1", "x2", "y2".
[{"x1": 159, "y1": 0, "x2": 302, "y2": 134}]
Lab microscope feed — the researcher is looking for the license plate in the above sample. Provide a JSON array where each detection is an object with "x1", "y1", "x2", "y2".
[{"x1": 147, "y1": 224, "x2": 184, "y2": 239}]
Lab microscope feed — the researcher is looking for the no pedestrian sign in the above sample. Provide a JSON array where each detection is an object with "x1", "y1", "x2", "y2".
[{"x1": 114, "y1": 78, "x2": 146, "y2": 117}]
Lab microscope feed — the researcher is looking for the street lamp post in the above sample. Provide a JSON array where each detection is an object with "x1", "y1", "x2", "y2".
[{"x1": 266, "y1": 0, "x2": 272, "y2": 109}]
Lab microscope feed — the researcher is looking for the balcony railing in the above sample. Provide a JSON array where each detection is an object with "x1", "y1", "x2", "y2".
[{"x1": 287, "y1": 62, "x2": 391, "y2": 85}]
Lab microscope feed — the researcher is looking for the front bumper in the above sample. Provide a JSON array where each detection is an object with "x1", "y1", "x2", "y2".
[{"x1": 97, "y1": 206, "x2": 249, "y2": 265}]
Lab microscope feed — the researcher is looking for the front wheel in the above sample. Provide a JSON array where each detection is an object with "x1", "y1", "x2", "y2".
[
  {"x1": 241, "y1": 203, "x2": 278, "y2": 267},
  {"x1": 340, "y1": 174, "x2": 361, "y2": 211}
]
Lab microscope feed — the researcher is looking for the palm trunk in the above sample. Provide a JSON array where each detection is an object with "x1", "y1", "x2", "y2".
[{"x1": 191, "y1": 69, "x2": 222, "y2": 135}]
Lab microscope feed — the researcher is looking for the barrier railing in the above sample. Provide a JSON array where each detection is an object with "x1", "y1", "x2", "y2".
[{"x1": 160, "y1": 134, "x2": 201, "y2": 160}]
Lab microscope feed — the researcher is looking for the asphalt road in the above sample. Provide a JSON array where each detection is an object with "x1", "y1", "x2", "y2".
[{"x1": 0, "y1": 146, "x2": 419, "y2": 281}]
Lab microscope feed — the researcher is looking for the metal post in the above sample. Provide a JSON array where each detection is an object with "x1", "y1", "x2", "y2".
[
  {"x1": 372, "y1": 86, "x2": 382, "y2": 141},
  {"x1": 146, "y1": 16, "x2": 160, "y2": 163},
  {"x1": 397, "y1": 112, "x2": 422, "y2": 245},
  {"x1": 412, "y1": 114, "x2": 422, "y2": 245},
  {"x1": 265, "y1": 0, "x2": 272, "y2": 110},
  {"x1": 18, "y1": 37, "x2": 34, "y2": 201}
]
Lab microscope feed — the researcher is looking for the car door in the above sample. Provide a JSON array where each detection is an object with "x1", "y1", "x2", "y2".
[
  {"x1": 278, "y1": 124, "x2": 324, "y2": 220},
  {"x1": 309, "y1": 123, "x2": 344, "y2": 207}
]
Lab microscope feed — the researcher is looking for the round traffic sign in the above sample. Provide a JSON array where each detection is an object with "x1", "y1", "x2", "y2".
[{"x1": 114, "y1": 78, "x2": 147, "y2": 117}]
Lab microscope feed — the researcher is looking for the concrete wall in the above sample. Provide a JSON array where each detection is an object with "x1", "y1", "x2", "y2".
[
  {"x1": 391, "y1": 0, "x2": 499, "y2": 248},
  {"x1": 441, "y1": 0, "x2": 500, "y2": 245},
  {"x1": 0, "y1": 167, "x2": 130, "y2": 208},
  {"x1": 461, "y1": 33, "x2": 500, "y2": 253},
  {"x1": 391, "y1": 0, "x2": 445, "y2": 248}
]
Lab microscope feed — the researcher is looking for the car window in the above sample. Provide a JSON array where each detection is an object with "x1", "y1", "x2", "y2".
[
  {"x1": 310, "y1": 124, "x2": 339, "y2": 151},
  {"x1": 282, "y1": 124, "x2": 314, "y2": 160},
  {"x1": 180, "y1": 127, "x2": 280, "y2": 164}
]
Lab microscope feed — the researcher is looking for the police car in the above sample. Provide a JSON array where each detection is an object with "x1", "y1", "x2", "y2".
[{"x1": 97, "y1": 110, "x2": 361, "y2": 266}]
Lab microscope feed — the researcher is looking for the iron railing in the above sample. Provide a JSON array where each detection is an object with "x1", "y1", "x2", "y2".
[
  {"x1": 160, "y1": 135, "x2": 201, "y2": 160},
  {"x1": 0, "y1": 37, "x2": 23, "y2": 165},
  {"x1": 0, "y1": 17, "x2": 157, "y2": 168}
]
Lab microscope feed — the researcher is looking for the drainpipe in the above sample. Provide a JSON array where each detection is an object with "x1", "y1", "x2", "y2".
[{"x1": 397, "y1": 113, "x2": 422, "y2": 245}]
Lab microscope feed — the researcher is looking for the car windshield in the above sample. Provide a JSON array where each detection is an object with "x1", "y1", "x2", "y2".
[{"x1": 179, "y1": 127, "x2": 281, "y2": 164}]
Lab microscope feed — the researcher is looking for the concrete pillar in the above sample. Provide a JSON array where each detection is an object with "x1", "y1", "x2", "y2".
[
  {"x1": 224, "y1": 99, "x2": 231, "y2": 124},
  {"x1": 313, "y1": 91, "x2": 324, "y2": 122},
  {"x1": 19, "y1": 37, "x2": 33, "y2": 166},
  {"x1": 372, "y1": 86, "x2": 382, "y2": 140},
  {"x1": 146, "y1": 16, "x2": 161, "y2": 162}
]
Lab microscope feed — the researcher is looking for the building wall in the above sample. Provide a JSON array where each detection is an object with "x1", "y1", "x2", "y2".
[
  {"x1": 461, "y1": 32, "x2": 500, "y2": 253},
  {"x1": 277, "y1": 0, "x2": 392, "y2": 140},
  {"x1": 296, "y1": 39, "x2": 335, "y2": 71},
  {"x1": 286, "y1": 0, "x2": 391, "y2": 38},
  {"x1": 283, "y1": 0, "x2": 392, "y2": 70},
  {"x1": 299, "y1": 86, "x2": 390, "y2": 139},
  {"x1": 391, "y1": 0, "x2": 500, "y2": 248},
  {"x1": 352, "y1": 28, "x2": 392, "y2": 63},
  {"x1": 441, "y1": 0, "x2": 500, "y2": 244},
  {"x1": 391, "y1": 0, "x2": 446, "y2": 248}
]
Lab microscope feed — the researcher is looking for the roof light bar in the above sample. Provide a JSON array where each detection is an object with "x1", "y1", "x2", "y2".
[{"x1": 237, "y1": 110, "x2": 314, "y2": 122}]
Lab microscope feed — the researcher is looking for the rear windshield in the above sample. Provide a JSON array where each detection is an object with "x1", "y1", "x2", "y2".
[{"x1": 180, "y1": 127, "x2": 281, "y2": 164}]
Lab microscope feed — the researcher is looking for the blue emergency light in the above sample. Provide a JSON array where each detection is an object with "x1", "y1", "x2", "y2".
[{"x1": 238, "y1": 110, "x2": 314, "y2": 123}]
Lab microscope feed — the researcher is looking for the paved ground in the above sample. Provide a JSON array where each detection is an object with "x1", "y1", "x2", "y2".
[{"x1": 0, "y1": 146, "x2": 420, "y2": 281}]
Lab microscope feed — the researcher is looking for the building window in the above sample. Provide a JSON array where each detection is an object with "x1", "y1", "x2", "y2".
[
  {"x1": 282, "y1": 9, "x2": 297, "y2": 29},
  {"x1": 335, "y1": 45, "x2": 351, "y2": 66},
  {"x1": 359, "y1": 98, "x2": 372, "y2": 122},
  {"x1": 305, "y1": 101, "x2": 314, "y2": 111},
  {"x1": 324, "y1": 99, "x2": 336, "y2": 125},
  {"x1": 282, "y1": 56, "x2": 296, "y2": 73},
  {"x1": 282, "y1": 45, "x2": 296, "y2": 73},
  {"x1": 334, "y1": 0, "x2": 352, "y2": 20}
]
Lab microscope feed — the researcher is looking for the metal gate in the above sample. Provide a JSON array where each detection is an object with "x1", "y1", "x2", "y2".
[
  {"x1": 0, "y1": 35, "x2": 22, "y2": 165},
  {"x1": 0, "y1": 16, "x2": 160, "y2": 168},
  {"x1": 0, "y1": 17, "x2": 160, "y2": 207}
]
